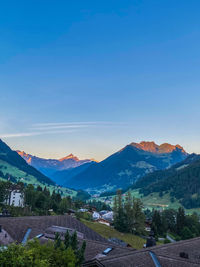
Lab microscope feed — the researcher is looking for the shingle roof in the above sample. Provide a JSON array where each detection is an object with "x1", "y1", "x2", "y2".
[
  {"x1": 0, "y1": 215, "x2": 107, "y2": 243},
  {"x1": 83, "y1": 237, "x2": 200, "y2": 267},
  {"x1": 2, "y1": 215, "x2": 200, "y2": 266},
  {"x1": 82, "y1": 239, "x2": 135, "y2": 262}
]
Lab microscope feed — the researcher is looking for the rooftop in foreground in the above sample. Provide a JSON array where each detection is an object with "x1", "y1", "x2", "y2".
[{"x1": 1, "y1": 215, "x2": 200, "y2": 266}]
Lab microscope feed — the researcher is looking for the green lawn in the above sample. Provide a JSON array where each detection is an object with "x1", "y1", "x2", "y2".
[{"x1": 81, "y1": 219, "x2": 145, "y2": 249}]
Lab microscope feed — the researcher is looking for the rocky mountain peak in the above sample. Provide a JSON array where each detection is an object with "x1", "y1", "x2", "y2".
[
  {"x1": 129, "y1": 141, "x2": 187, "y2": 154},
  {"x1": 59, "y1": 154, "x2": 79, "y2": 161}
]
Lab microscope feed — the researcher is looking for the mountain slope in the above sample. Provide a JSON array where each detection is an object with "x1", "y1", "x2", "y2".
[
  {"x1": 0, "y1": 139, "x2": 54, "y2": 185},
  {"x1": 134, "y1": 153, "x2": 200, "y2": 208},
  {"x1": 0, "y1": 139, "x2": 78, "y2": 197},
  {"x1": 66, "y1": 141, "x2": 188, "y2": 190},
  {"x1": 52, "y1": 161, "x2": 97, "y2": 186},
  {"x1": 17, "y1": 151, "x2": 93, "y2": 178},
  {"x1": 131, "y1": 153, "x2": 200, "y2": 191}
]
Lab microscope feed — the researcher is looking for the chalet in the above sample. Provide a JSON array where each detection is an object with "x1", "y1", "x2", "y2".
[{"x1": 4, "y1": 186, "x2": 24, "y2": 207}]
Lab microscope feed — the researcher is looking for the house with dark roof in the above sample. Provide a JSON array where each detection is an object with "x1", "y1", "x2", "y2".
[
  {"x1": 1, "y1": 215, "x2": 200, "y2": 266},
  {"x1": 83, "y1": 237, "x2": 200, "y2": 267}
]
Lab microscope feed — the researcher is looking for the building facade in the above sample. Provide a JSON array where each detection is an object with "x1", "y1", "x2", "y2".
[{"x1": 5, "y1": 189, "x2": 24, "y2": 207}]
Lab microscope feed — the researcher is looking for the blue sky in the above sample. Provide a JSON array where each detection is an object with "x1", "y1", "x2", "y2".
[{"x1": 0, "y1": 0, "x2": 200, "y2": 161}]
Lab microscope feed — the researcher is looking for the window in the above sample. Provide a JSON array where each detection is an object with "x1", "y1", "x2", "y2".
[{"x1": 103, "y1": 248, "x2": 113, "y2": 255}]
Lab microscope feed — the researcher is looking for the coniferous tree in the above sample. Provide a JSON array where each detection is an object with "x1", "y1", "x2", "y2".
[
  {"x1": 113, "y1": 190, "x2": 127, "y2": 232},
  {"x1": 77, "y1": 240, "x2": 86, "y2": 265},
  {"x1": 152, "y1": 210, "x2": 162, "y2": 236},
  {"x1": 124, "y1": 191, "x2": 133, "y2": 232},
  {"x1": 132, "y1": 198, "x2": 145, "y2": 234},
  {"x1": 64, "y1": 230, "x2": 70, "y2": 249},
  {"x1": 71, "y1": 231, "x2": 78, "y2": 252},
  {"x1": 176, "y1": 207, "x2": 185, "y2": 235},
  {"x1": 54, "y1": 232, "x2": 61, "y2": 249}
]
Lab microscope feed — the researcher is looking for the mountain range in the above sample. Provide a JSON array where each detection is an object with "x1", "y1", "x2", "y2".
[
  {"x1": 4, "y1": 137, "x2": 200, "y2": 209},
  {"x1": 17, "y1": 151, "x2": 95, "y2": 178},
  {"x1": 23, "y1": 141, "x2": 186, "y2": 191},
  {"x1": 63, "y1": 141, "x2": 187, "y2": 190}
]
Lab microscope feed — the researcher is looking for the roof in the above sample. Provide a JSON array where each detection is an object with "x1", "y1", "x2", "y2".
[
  {"x1": 83, "y1": 239, "x2": 135, "y2": 262},
  {"x1": 2, "y1": 215, "x2": 200, "y2": 266},
  {"x1": 83, "y1": 237, "x2": 200, "y2": 267},
  {"x1": 45, "y1": 225, "x2": 84, "y2": 239},
  {"x1": 0, "y1": 215, "x2": 107, "y2": 243},
  {"x1": 108, "y1": 237, "x2": 128, "y2": 247}
]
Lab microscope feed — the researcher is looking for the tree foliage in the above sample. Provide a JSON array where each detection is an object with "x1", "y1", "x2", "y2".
[
  {"x1": 113, "y1": 190, "x2": 145, "y2": 234},
  {"x1": 0, "y1": 239, "x2": 79, "y2": 267},
  {"x1": 151, "y1": 208, "x2": 200, "y2": 241}
]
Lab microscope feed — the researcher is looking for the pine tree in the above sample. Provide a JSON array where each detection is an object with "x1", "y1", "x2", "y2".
[
  {"x1": 124, "y1": 191, "x2": 133, "y2": 232},
  {"x1": 114, "y1": 190, "x2": 128, "y2": 232},
  {"x1": 176, "y1": 207, "x2": 185, "y2": 235},
  {"x1": 71, "y1": 231, "x2": 78, "y2": 251},
  {"x1": 152, "y1": 210, "x2": 162, "y2": 236},
  {"x1": 77, "y1": 240, "x2": 86, "y2": 265},
  {"x1": 132, "y1": 198, "x2": 145, "y2": 234},
  {"x1": 64, "y1": 230, "x2": 70, "y2": 249},
  {"x1": 54, "y1": 232, "x2": 61, "y2": 249}
]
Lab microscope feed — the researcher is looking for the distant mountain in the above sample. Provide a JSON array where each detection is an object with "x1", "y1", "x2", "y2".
[
  {"x1": 133, "y1": 153, "x2": 200, "y2": 209},
  {"x1": 0, "y1": 139, "x2": 54, "y2": 186},
  {"x1": 53, "y1": 162, "x2": 97, "y2": 186},
  {"x1": 66, "y1": 141, "x2": 188, "y2": 190},
  {"x1": 17, "y1": 151, "x2": 94, "y2": 178}
]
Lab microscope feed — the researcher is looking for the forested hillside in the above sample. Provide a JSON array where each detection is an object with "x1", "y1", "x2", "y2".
[{"x1": 135, "y1": 154, "x2": 200, "y2": 208}]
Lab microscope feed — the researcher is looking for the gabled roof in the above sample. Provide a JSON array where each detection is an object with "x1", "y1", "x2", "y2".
[
  {"x1": 83, "y1": 237, "x2": 200, "y2": 267},
  {"x1": 0, "y1": 215, "x2": 107, "y2": 243}
]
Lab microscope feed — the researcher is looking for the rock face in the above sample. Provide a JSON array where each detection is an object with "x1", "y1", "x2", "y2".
[
  {"x1": 17, "y1": 151, "x2": 94, "y2": 178},
  {"x1": 128, "y1": 141, "x2": 186, "y2": 154},
  {"x1": 65, "y1": 141, "x2": 188, "y2": 190}
]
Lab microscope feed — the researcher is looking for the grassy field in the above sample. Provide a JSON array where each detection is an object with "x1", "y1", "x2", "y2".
[
  {"x1": 94, "y1": 188, "x2": 200, "y2": 214},
  {"x1": 95, "y1": 189, "x2": 181, "y2": 210},
  {"x1": 139, "y1": 191, "x2": 181, "y2": 210},
  {"x1": 0, "y1": 159, "x2": 77, "y2": 197},
  {"x1": 81, "y1": 219, "x2": 145, "y2": 249}
]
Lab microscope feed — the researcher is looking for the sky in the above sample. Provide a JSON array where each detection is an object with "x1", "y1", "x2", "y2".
[{"x1": 0, "y1": 0, "x2": 200, "y2": 161}]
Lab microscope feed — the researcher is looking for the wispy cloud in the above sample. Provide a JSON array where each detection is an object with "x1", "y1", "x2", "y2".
[
  {"x1": 0, "y1": 129, "x2": 78, "y2": 139},
  {"x1": 0, "y1": 121, "x2": 126, "y2": 139},
  {"x1": 0, "y1": 132, "x2": 41, "y2": 138},
  {"x1": 33, "y1": 121, "x2": 124, "y2": 127}
]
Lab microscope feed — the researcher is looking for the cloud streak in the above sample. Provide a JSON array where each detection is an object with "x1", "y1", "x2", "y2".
[
  {"x1": 0, "y1": 129, "x2": 78, "y2": 139},
  {"x1": 0, "y1": 121, "x2": 126, "y2": 139}
]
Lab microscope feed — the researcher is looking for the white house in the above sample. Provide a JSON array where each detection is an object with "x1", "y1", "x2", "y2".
[
  {"x1": 102, "y1": 211, "x2": 113, "y2": 222},
  {"x1": 5, "y1": 189, "x2": 24, "y2": 207},
  {"x1": 92, "y1": 211, "x2": 101, "y2": 220}
]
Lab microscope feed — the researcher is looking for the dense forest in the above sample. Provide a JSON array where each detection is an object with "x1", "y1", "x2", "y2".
[{"x1": 131, "y1": 154, "x2": 200, "y2": 209}]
